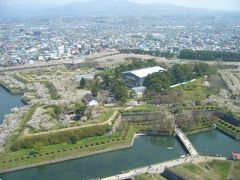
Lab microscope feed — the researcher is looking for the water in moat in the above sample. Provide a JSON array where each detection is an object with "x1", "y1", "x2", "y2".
[
  {"x1": 188, "y1": 129, "x2": 240, "y2": 156},
  {"x1": 0, "y1": 136, "x2": 186, "y2": 180},
  {"x1": 0, "y1": 85, "x2": 24, "y2": 124}
]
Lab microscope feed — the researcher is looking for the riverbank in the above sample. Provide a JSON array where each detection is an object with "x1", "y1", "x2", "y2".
[
  {"x1": 0, "y1": 141, "x2": 133, "y2": 174},
  {"x1": 0, "y1": 83, "x2": 23, "y2": 95}
]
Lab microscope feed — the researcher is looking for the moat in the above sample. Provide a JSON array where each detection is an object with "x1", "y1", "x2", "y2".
[{"x1": 0, "y1": 86, "x2": 24, "y2": 124}]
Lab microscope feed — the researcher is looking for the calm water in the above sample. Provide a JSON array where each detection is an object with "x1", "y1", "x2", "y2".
[
  {"x1": 188, "y1": 129, "x2": 240, "y2": 156},
  {"x1": 0, "y1": 136, "x2": 186, "y2": 180},
  {"x1": 0, "y1": 85, "x2": 24, "y2": 124}
]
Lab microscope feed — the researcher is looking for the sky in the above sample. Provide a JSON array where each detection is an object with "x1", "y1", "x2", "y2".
[{"x1": 3, "y1": 0, "x2": 240, "y2": 11}]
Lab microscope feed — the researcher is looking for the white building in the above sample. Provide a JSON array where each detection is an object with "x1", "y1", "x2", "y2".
[
  {"x1": 122, "y1": 66, "x2": 166, "y2": 87},
  {"x1": 83, "y1": 93, "x2": 99, "y2": 107}
]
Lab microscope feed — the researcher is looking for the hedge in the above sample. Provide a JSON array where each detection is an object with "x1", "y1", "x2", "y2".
[{"x1": 11, "y1": 125, "x2": 112, "y2": 151}]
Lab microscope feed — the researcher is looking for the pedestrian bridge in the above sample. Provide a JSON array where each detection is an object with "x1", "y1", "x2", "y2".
[{"x1": 175, "y1": 127, "x2": 198, "y2": 156}]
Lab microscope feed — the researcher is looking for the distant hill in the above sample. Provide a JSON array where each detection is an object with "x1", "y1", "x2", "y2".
[{"x1": 0, "y1": 0, "x2": 238, "y2": 18}]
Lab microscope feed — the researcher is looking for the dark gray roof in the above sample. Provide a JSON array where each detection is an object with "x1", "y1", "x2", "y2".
[{"x1": 83, "y1": 93, "x2": 98, "y2": 103}]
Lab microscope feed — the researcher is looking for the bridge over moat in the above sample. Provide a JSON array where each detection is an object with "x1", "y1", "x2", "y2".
[
  {"x1": 175, "y1": 127, "x2": 198, "y2": 156},
  {"x1": 102, "y1": 127, "x2": 199, "y2": 180}
]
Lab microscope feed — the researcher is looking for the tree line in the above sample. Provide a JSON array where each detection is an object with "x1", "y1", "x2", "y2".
[
  {"x1": 120, "y1": 49, "x2": 174, "y2": 58},
  {"x1": 179, "y1": 49, "x2": 240, "y2": 62}
]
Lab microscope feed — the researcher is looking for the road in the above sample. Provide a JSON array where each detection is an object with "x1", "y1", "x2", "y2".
[{"x1": 0, "y1": 51, "x2": 119, "y2": 72}]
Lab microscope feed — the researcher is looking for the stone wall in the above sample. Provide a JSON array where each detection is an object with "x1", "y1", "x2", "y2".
[{"x1": 161, "y1": 168, "x2": 186, "y2": 180}]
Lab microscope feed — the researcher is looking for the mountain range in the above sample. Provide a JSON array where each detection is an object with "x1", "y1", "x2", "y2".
[{"x1": 0, "y1": 0, "x2": 238, "y2": 18}]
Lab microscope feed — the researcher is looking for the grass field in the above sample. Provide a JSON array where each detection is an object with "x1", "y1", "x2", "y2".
[
  {"x1": 174, "y1": 79, "x2": 218, "y2": 101},
  {"x1": 171, "y1": 160, "x2": 240, "y2": 180}
]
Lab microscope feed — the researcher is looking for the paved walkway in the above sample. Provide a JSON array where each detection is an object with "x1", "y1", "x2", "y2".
[
  {"x1": 102, "y1": 156, "x2": 193, "y2": 180},
  {"x1": 102, "y1": 155, "x2": 227, "y2": 180},
  {"x1": 175, "y1": 127, "x2": 198, "y2": 156}
]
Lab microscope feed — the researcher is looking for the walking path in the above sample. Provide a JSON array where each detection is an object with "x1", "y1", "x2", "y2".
[
  {"x1": 175, "y1": 127, "x2": 198, "y2": 156},
  {"x1": 102, "y1": 155, "x2": 227, "y2": 180}
]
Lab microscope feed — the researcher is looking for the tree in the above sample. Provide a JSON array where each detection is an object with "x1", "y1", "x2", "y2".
[
  {"x1": 80, "y1": 78, "x2": 86, "y2": 88},
  {"x1": 91, "y1": 85, "x2": 100, "y2": 97},
  {"x1": 144, "y1": 71, "x2": 172, "y2": 93},
  {"x1": 67, "y1": 136, "x2": 78, "y2": 144},
  {"x1": 179, "y1": 49, "x2": 240, "y2": 62},
  {"x1": 33, "y1": 142, "x2": 44, "y2": 151},
  {"x1": 171, "y1": 64, "x2": 193, "y2": 84},
  {"x1": 194, "y1": 63, "x2": 216, "y2": 76}
]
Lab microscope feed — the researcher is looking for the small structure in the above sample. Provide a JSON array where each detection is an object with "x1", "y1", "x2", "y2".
[
  {"x1": 122, "y1": 66, "x2": 166, "y2": 87},
  {"x1": 83, "y1": 93, "x2": 99, "y2": 107},
  {"x1": 132, "y1": 86, "x2": 146, "y2": 96},
  {"x1": 74, "y1": 73, "x2": 95, "y2": 81},
  {"x1": 229, "y1": 151, "x2": 240, "y2": 161}
]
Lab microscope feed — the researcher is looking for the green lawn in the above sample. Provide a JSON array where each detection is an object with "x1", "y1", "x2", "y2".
[
  {"x1": 174, "y1": 79, "x2": 218, "y2": 101},
  {"x1": 171, "y1": 160, "x2": 240, "y2": 180}
]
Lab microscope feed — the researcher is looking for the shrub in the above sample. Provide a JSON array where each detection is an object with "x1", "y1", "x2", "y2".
[{"x1": 29, "y1": 150, "x2": 39, "y2": 155}]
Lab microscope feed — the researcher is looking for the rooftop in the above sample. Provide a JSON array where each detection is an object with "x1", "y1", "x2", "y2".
[
  {"x1": 123, "y1": 66, "x2": 166, "y2": 78},
  {"x1": 83, "y1": 93, "x2": 98, "y2": 104}
]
